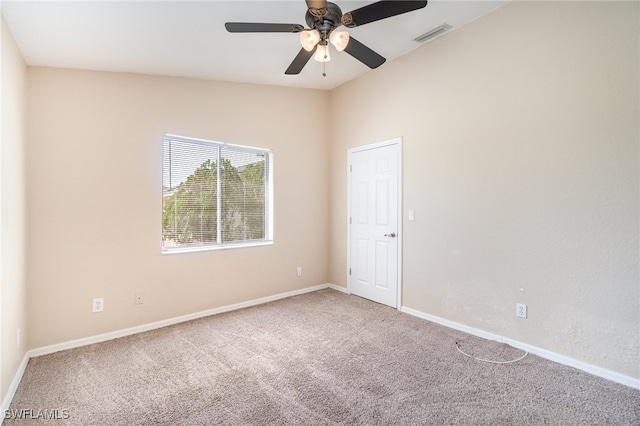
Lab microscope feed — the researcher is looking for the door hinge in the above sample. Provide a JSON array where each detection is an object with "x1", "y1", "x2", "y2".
[
  {"x1": 349, "y1": 164, "x2": 352, "y2": 172},
  {"x1": 349, "y1": 268, "x2": 351, "y2": 276},
  {"x1": 349, "y1": 217, "x2": 352, "y2": 224}
]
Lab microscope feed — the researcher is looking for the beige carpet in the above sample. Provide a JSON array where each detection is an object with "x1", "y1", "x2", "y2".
[{"x1": 4, "y1": 289, "x2": 640, "y2": 425}]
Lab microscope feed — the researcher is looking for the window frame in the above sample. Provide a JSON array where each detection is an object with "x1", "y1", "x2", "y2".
[{"x1": 161, "y1": 133, "x2": 273, "y2": 254}]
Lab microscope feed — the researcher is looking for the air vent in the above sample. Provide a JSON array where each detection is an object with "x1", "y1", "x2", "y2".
[{"x1": 414, "y1": 24, "x2": 452, "y2": 43}]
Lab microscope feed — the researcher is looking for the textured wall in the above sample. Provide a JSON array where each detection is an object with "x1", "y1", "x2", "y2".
[
  {"x1": 27, "y1": 69, "x2": 330, "y2": 348},
  {"x1": 329, "y1": 1, "x2": 639, "y2": 378}
]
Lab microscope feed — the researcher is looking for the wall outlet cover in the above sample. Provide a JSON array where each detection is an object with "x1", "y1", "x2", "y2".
[
  {"x1": 92, "y1": 298, "x2": 104, "y2": 313},
  {"x1": 516, "y1": 303, "x2": 527, "y2": 318}
]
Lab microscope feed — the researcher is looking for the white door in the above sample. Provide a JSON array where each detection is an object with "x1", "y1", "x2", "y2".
[{"x1": 348, "y1": 140, "x2": 400, "y2": 308}]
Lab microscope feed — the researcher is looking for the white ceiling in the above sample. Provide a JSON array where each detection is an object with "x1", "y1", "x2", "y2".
[{"x1": 1, "y1": 0, "x2": 509, "y2": 91}]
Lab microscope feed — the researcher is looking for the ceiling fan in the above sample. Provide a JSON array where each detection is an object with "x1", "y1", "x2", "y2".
[{"x1": 225, "y1": 0, "x2": 428, "y2": 75}]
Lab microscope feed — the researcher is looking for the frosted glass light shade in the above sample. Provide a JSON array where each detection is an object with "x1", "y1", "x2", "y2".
[
  {"x1": 329, "y1": 30, "x2": 350, "y2": 52},
  {"x1": 314, "y1": 44, "x2": 331, "y2": 62},
  {"x1": 300, "y1": 29, "x2": 321, "y2": 51}
]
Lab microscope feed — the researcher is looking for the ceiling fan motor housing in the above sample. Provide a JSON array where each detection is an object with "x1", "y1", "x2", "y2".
[{"x1": 306, "y1": 2, "x2": 343, "y2": 39}]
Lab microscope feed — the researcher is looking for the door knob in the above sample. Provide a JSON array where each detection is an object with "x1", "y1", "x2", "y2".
[{"x1": 384, "y1": 232, "x2": 396, "y2": 238}]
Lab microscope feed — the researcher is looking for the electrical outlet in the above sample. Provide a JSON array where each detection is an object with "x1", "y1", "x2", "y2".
[
  {"x1": 135, "y1": 292, "x2": 144, "y2": 305},
  {"x1": 296, "y1": 267, "x2": 302, "y2": 277},
  {"x1": 92, "y1": 298, "x2": 104, "y2": 313},
  {"x1": 516, "y1": 303, "x2": 527, "y2": 318}
]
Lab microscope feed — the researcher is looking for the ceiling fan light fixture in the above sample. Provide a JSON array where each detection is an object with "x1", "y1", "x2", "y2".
[
  {"x1": 329, "y1": 30, "x2": 350, "y2": 52},
  {"x1": 300, "y1": 29, "x2": 321, "y2": 51},
  {"x1": 314, "y1": 44, "x2": 331, "y2": 62}
]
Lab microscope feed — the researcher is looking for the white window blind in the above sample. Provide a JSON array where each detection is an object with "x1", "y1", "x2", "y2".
[{"x1": 162, "y1": 134, "x2": 272, "y2": 252}]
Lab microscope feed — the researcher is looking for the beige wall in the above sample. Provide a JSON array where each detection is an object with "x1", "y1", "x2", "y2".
[
  {"x1": 0, "y1": 0, "x2": 637, "y2": 401},
  {"x1": 1, "y1": 14, "x2": 28, "y2": 399},
  {"x1": 329, "y1": 1, "x2": 639, "y2": 379},
  {"x1": 26, "y1": 68, "x2": 330, "y2": 348}
]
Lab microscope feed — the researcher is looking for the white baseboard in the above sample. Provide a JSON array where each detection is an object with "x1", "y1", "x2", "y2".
[
  {"x1": 401, "y1": 306, "x2": 640, "y2": 390},
  {"x1": 327, "y1": 283, "x2": 349, "y2": 294},
  {"x1": 30, "y1": 283, "x2": 332, "y2": 358},
  {"x1": 1, "y1": 352, "x2": 29, "y2": 415}
]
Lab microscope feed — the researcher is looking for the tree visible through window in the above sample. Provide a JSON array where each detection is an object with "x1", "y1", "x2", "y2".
[{"x1": 162, "y1": 134, "x2": 272, "y2": 252}]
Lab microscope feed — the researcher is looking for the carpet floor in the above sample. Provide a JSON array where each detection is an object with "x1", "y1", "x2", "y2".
[{"x1": 4, "y1": 289, "x2": 640, "y2": 425}]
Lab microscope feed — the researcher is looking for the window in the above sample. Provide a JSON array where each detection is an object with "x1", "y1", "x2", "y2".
[{"x1": 162, "y1": 134, "x2": 272, "y2": 253}]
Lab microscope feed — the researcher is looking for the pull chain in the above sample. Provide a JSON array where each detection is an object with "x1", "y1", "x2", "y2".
[{"x1": 322, "y1": 58, "x2": 326, "y2": 77}]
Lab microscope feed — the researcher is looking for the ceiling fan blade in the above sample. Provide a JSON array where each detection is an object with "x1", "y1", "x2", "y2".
[
  {"x1": 225, "y1": 22, "x2": 304, "y2": 33},
  {"x1": 343, "y1": 36, "x2": 386, "y2": 69},
  {"x1": 285, "y1": 47, "x2": 316, "y2": 75},
  {"x1": 341, "y1": 1, "x2": 428, "y2": 28}
]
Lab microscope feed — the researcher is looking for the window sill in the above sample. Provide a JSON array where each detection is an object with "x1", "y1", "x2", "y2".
[{"x1": 162, "y1": 240, "x2": 273, "y2": 255}]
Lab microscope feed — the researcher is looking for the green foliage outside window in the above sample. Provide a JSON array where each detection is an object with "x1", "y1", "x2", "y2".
[{"x1": 162, "y1": 158, "x2": 266, "y2": 247}]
